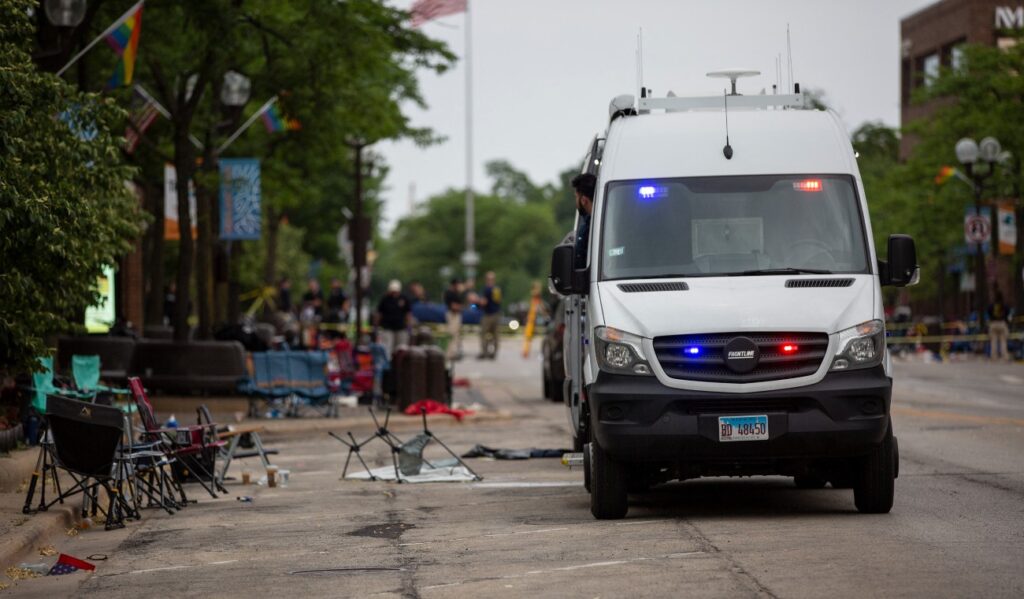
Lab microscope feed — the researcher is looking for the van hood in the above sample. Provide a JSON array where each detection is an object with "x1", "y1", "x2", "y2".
[{"x1": 596, "y1": 276, "x2": 875, "y2": 338}]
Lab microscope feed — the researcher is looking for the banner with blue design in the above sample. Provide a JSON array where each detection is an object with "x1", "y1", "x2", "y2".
[{"x1": 219, "y1": 158, "x2": 261, "y2": 240}]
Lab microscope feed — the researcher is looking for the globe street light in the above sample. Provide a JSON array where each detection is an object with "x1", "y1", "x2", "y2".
[
  {"x1": 220, "y1": 71, "x2": 251, "y2": 108},
  {"x1": 956, "y1": 136, "x2": 1001, "y2": 319},
  {"x1": 44, "y1": 0, "x2": 86, "y2": 27}
]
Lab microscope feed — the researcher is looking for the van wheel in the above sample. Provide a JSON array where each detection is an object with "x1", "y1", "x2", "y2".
[
  {"x1": 854, "y1": 425, "x2": 895, "y2": 514},
  {"x1": 583, "y1": 442, "x2": 592, "y2": 493},
  {"x1": 793, "y1": 475, "x2": 827, "y2": 489},
  {"x1": 590, "y1": 439, "x2": 628, "y2": 519},
  {"x1": 542, "y1": 376, "x2": 551, "y2": 401}
]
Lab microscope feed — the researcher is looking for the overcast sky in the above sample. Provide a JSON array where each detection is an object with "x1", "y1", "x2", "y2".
[{"x1": 378, "y1": 0, "x2": 934, "y2": 231}]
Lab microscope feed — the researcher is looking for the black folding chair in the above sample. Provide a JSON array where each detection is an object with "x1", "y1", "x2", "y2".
[{"x1": 44, "y1": 395, "x2": 135, "y2": 530}]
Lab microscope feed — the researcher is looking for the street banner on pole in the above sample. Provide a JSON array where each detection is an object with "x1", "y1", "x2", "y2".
[
  {"x1": 164, "y1": 164, "x2": 197, "y2": 240},
  {"x1": 998, "y1": 203, "x2": 1016, "y2": 255},
  {"x1": 964, "y1": 206, "x2": 991, "y2": 253},
  {"x1": 219, "y1": 158, "x2": 262, "y2": 240}
]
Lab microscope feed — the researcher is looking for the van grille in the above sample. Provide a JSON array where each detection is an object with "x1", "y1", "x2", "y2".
[
  {"x1": 618, "y1": 282, "x2": 689, "y2": 293},
  {"x1": 652, "y1": 332, "x2": 830, "y2": 383},
  {"x1": 785, "y1": 278, "x2": 854, "y2": 288}
]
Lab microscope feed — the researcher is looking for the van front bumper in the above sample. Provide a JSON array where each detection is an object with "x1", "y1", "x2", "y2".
[{"x1": 588, "y1": 367, "x2": 891, "y2": 468}]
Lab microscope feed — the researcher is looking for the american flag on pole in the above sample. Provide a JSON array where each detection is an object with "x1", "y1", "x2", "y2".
[
  {"x1": 125, "y1": 85, "x2": 161, "y2": 153},
  {"x1": 410, "y1": 0, "x2": 467, "y2": 27}
]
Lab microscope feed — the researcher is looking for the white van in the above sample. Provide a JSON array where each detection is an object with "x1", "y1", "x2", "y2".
[{"x1": 550, "y1": 77, "x2": 918, "y2": 519}]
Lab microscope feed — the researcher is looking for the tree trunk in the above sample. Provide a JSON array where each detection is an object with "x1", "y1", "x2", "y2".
[
  {"x1": 195, "y1": 179, "x2": 213, "y2": 340},
  {"x1": 228, "y1": 241, "x2": 242, "y2": 325},
  {"x1": 173, "y1": 133, "x2": 195, "y2": 343},
  {"x1": 144, "y1": 179, "x2": 165, "y2": 328},
  {"x1": 264, "y1": 208, "x2": 280, "y2": 286}
]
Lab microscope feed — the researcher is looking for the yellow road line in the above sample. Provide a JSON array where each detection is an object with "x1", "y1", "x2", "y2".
[{"x1": 892, "y1": 405, "x2": 1024, "y2": 427}]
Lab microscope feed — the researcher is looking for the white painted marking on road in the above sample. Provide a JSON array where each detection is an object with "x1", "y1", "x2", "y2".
[
  {"x1": 470, "y1": 481, "x2": 579, "y2": 488},
  {"x1": 484, "y1": 527, "x2": 569, "y2": 537},
  {"x1": 209, "y1": 560, "x2": 238, "y2": 566},
  {"x1": 614, "y1": 519, "x2": 663, "y2": 526},
  {"x1": 130, "y1": 565, "x2": 190, "y2": 575},
  {"x1": 527, "y1": 560, "x2": 628, "y2": 574},
  {"x1": 999, "y1": 374, "x2": 1023, "y2": 385}
]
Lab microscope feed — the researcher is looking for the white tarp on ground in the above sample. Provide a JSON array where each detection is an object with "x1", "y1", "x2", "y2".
[{"x1": 345, "y1": 460, "x2": 477, "y2": 483}]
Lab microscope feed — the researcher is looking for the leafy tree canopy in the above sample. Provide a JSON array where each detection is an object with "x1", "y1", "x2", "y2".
[{"x1": 0, "y1": 0, "x2": 143, "y2": 372}]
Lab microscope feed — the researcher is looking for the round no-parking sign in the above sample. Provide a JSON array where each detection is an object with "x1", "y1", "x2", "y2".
[{"x1": 964, "y1": 214, "x2": 991, "y2": 244}]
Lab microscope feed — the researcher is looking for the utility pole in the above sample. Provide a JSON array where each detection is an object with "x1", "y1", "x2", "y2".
[{"x1": 461, "y1": 0, "x2": 479, "y2": 281}]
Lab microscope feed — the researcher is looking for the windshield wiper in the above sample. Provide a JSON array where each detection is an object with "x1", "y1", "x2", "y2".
[{"x1": 730, "y1": 268, "x2": 834, "y2": 276}]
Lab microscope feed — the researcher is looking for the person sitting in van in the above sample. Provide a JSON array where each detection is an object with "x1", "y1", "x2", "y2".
[{"x1": 571, "y1": 173, "x2": 597, "y2": 268}]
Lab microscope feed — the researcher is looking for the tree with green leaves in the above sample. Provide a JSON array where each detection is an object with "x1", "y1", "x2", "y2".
[
  {"x1": 901, "y1": 32, "x2": 1024, "y2": 316},
  {"x1": 0, "y1": 0, "x2": 143, "y2": 373}
]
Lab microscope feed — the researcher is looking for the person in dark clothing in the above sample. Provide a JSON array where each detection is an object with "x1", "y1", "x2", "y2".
[
  {"x1": 478, "y1": 271, "x2": 503, "y2": 359},
  {"x1": 571, "y1": 173, "x2": 597, "y2": 268},
  {"x1": 326, "y1": 278, "x2": 350, "y2": 323},
  {"x1": 443, "y1": 278, "x2": 465, "y2": 360},
  {"x1": 301, "y1": 278, "x2": 324, "y2": 319},
  {"x1": 163, "y1": 283, "x2": 176, "y2": 325},
  {"x1": 375, "y1": 279, "x2": 412, "y2": 355},
  {"x1": 277, "y1": 278, "x2": 293, "y2": 314}
]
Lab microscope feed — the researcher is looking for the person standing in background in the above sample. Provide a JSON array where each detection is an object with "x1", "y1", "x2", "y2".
[
  {"x1": 375, "y1": 279, "x2": 412, "y2": 356},
  {"x1": 444, "y1": 278, "x2": 465, "y2": 360},
  {"x1": 987, "y1": 288, "x2": 1010, "y2": 361},
  {"x1": 277, "y1": 278, "x2": 293, "y2": 314},
  {"x1": 478, "y1": 271, "x2": 502, "y2": 360},
  {"x1": 326, "y1": 277, "x2": 350, "y2": 323}
]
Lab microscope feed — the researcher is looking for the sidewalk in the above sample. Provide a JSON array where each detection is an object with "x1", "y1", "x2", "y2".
[
  {"x1": 0, "y1": 367, "x2": 513, "y2": 574},
  {"x1": 0, "y1": 447, "x2": 83, "y2": 573}
]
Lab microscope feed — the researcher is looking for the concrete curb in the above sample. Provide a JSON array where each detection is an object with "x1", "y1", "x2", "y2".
[{"x1": 0, "y1": 504, "x2": 81, "y2": 570}]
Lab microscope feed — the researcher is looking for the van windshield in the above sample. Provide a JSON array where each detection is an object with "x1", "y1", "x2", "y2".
[{"x1": 599, "y1": 175, "x2": 869, "y2": 280}]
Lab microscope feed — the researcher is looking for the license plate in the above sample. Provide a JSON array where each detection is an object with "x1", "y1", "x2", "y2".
[{"x1": 718, "y1": 415, "x2": 768, "y2": 442}]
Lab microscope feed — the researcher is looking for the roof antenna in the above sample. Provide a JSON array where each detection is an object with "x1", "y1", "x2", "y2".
[
  {"x1": 722, "y1": 89, "x2": 733, "y2": 160},
  {"x1": 786, "y1": 24, "x2": 794, "y2": 93}
]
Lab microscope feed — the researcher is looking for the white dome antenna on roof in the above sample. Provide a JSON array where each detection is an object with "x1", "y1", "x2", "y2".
[{"x1": 706, "y1": 69, "x2": 760, "y2": 96}]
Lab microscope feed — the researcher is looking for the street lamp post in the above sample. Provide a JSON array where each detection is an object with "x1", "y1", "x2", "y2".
[
  {"x1": 955, "y1": 136, "x2": 1002, "y2": 319},
  {"x1": 218, "y1": 71, "x2": 251, "y2": 327},
  {"x1": 44, "y1": 0, "x2": 87, "y2": 27}
]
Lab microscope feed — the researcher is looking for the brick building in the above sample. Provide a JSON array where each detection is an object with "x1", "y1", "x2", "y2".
[{"x1": 900, "y1": 0, "x2": 1024, "y2": 158}]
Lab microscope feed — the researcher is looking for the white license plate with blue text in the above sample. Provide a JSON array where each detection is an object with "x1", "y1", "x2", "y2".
[{"x1": 718, "y1": 415, "x2": 769, "y2": 442}]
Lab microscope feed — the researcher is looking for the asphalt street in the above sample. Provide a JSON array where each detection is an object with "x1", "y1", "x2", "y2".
[{"x1": 9, "y1": 340, "x2": 1024, "y2": 598}]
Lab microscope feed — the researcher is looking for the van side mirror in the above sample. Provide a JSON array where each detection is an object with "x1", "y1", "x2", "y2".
[
  {"x1": 550, "y1": 244, "x2": 588, "y2": 295},
  {"x1": 881, "y1": 234, "x2": 919, "y2": 287}
]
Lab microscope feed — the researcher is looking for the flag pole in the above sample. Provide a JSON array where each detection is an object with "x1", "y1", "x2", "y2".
[
  {"x1": 463, "y1": 0, "x2": 476, "y2": 280},
  {"x1": 217, "y1": 96, "x2": 277, "y2": 155},
  {"x1": 136, "y1": 84, "x2": 205, "y2": 149},
  {"x1": 56, "y1": 0, "x2": 144, "y2": 77}
]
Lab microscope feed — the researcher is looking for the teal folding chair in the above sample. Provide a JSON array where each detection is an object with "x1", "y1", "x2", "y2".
[
  {"x1": 29, "y1": 357, "x2": 90, "y2": 413},
  {"x1": 71, "y1": 354, "x2": 134, "y2": 411}
]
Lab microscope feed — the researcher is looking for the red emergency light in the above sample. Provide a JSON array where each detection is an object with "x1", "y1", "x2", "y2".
[
  {"x1": 792, "y1": 179, "x2": 823, "y2": 192},
  {"x1": 781, "y1": 344, "x2": 799, "y2": 354}
]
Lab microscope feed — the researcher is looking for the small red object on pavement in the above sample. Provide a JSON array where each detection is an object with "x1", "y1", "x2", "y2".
[
  {"x1": 48, "y1": 554, "x2": 96, "y2": 575},
  {"x1": 403, "y1": 399, "x2": 474, "y2": 422}
]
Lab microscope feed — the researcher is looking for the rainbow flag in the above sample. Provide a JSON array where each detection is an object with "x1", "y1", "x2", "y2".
[
  {"x1": 260, "y1": 103, "x2": 300, "y2": 133},
  {"x1": 105, "y1": 2, "x2": 144, "y2": 89},
  {"x1": 935, "y1": 165, "x2": 956, "y2": 185}
]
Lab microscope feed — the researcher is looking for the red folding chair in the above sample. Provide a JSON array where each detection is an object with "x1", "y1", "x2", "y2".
[{"x1": 127, "y1": 378, "x2": 227, "y2": 498}]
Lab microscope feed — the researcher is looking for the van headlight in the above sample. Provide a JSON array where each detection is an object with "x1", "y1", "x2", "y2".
[
  {"x1": 830, "y1": 320, "x2": 885, "y2": 371},
  {"x1": 594, "y1": 327, "x2": 653, "y2": 376}
]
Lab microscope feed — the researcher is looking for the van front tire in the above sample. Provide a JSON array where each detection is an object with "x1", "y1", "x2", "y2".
[
  {"x1": 854, "y1": 424, "x2": 895, "y2": 514},
  {"x1": 589, "y1": 439, "x2": 628, "y2": 519}
]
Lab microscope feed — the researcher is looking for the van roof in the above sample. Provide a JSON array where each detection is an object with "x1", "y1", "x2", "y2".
[{"x1": 600, "y1": 109, "x2": 857, "y2": 184}]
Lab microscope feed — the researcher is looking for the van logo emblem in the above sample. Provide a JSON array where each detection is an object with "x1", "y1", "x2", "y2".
[{"x1": 723, "y1": 337, "x2": 760, "y2": 374}]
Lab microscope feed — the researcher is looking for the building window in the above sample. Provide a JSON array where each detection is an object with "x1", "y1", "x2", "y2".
[
  {"x1": 923, "y1": 53, "x2": 940, "y2": 87},
  {"x1": 901, "y1": 58, "x2": 912, "y2": 106},
  {"x1": 948, "y1": 41, "x2": 965, "y2": 72}
]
